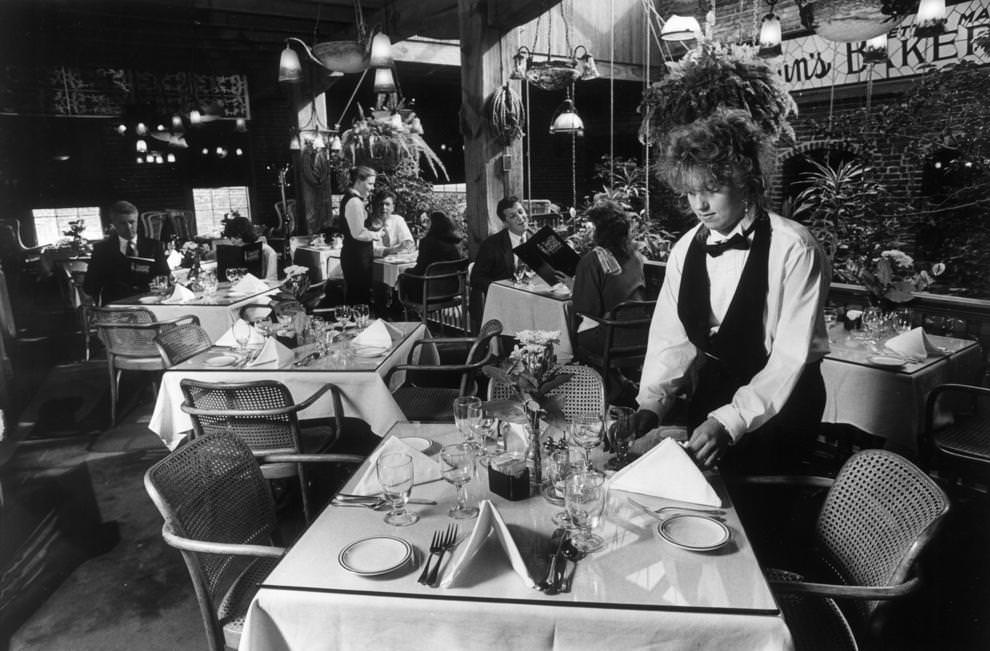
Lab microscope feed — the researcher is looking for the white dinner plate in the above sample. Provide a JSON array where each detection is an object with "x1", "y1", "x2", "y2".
[
  {"x1": 401, "y1": 437, "x2": 434, "y2": 453},
  {"x1": 338, "y1": 537, "x2": 412, "y2": 576},
  {"x1": 657, "y1": 514, "x2": 730, "y2": 552},
  {"x1": 352, "y1": 345, "x2": 389, "y2": 358},
  {"x1": 867, "y1": 355, "x2": 905, "y2": 368},
  {"x1": 205, "y1": 355, "x2": 238, "y2": 367}
]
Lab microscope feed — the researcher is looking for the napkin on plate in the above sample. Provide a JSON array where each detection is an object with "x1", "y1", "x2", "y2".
[
  {"x1": 351, "y1": 319, "x2": 393, "y2": 350},
  {"x1": 609, "y1": 437, "x2": 722, "y2": 507},
  {"x1": 885, "y1": 326, "x2": 941, "y2": 360},
  {"x1": 215, "y1": 319, "x2": 266, "y2": 347},
  {"x1": 350, "y1": 435, "x2": 441, "y2": 496},
  {"x1": 162, "y1": 283, "x2": 196, "y2": 304},
  {"x1": 231, "y1": 273, "x2": 270, "y2": 295},
  {"x1": 440, "y1": 499, "x2": 537, "y2": 589},
  {"x1": 246, "y1": 337, "x2": 293, "y2": 367}
]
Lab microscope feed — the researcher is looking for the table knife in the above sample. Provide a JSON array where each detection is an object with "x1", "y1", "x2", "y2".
[{"x1": 541, "y1": 528, "x2": 567, "y2": 594}]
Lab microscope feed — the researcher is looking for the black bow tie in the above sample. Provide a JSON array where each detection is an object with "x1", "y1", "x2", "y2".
[{"x1": 705, "y1": 233, "x2": 750, "y2": 257}]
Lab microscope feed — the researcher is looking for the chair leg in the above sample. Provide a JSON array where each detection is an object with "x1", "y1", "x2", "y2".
[
  {"x1": 298, "y1": 465, "x2": 312, "y2": 523},
  {"x1": 107, "y1": 360, "x2": 119, "y2": 426}
]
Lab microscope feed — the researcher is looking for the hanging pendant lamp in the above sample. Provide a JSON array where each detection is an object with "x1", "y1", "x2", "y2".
[
  {"x1": 279, "y1": 43, "x2": 303, "y2": 82},
  {"x1": 660, "y1": 15, "x2": 703, "y2": 41},
  {"x1": 369, "y1": 30, "x2": 394, "y2": 67},
  {"x1": 373, "y1": 67, "x2": 397, "y2": 93},
  {"x1": 549, "y1": 98, "x2": 584, "y2": 136},
  {"x1": 758, "y1": 2, "x2": 783, "y2": 58},
  {"x1": 863, "y1": 33, "x2": 888, "y2": 64},
  {"x1": 914, "y1": 0, "x2": 946, "y2": 38}
]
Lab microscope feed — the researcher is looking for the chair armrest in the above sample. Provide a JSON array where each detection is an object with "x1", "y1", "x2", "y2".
[
  {"x1": 415, "y1": 336, "x2": 478, "y2": 346},
  {"x1": 162, "y1": 526, "x2": 285, "y2": 558},
  {"x1": 726, "y1": 475, "x2": 836, "y2": 489},
  {"x1": 293, "y1": 383, "x2": 339, "y2": 412},
  {"x1": 389, "y1": 362, "x2": 483, "y2": 374},
  {"x1": 181, "y1": 383, "x2": 342, "y2": 420},
  {"x1": 95, "y1": 314, "x2": 200, "y2": 329},
  {"x1": 260, "y1": 453, "x2": 365, "y2": 465},
  {"x1": 769, "y1": 575, "x2": 920, "y2": 601}
]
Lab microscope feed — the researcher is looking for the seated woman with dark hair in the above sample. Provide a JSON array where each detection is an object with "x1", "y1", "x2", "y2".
[
  {"x1": 571, "y1": 199, "x2": 646, "y2": 352},
  {"x1": 410, "y1": 211, "x2": 462, "y2": 275},
  {"x1": 222, "y1": 215, "x2": 278, "y2": 281}
]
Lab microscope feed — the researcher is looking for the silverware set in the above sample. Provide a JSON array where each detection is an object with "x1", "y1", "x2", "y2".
[
  {"x1": 330, "y1": 494, "x2": 437, "y2": 511},
  {"x1": 540, "y1": 528, "x2": 584, "y2": 595},
  {"x1": 628, "y1": 498, "x2": 726, "y2": 522},
  {"x1": 418, "y1": 524, "x2": 458, "y2": 588}
]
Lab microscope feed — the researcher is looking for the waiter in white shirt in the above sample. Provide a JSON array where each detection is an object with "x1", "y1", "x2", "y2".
[{"x1": 633, "y1": 110, "x2": 831, "y2": 475}]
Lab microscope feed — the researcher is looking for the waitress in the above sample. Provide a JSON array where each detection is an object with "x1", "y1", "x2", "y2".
[{"x1": 338, "y1": 166, "x2": 382, "y2": 308}]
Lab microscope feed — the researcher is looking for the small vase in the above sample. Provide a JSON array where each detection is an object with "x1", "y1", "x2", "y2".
[{"x1": 525, "y1": 406, "x2": 543, "y2": 493}]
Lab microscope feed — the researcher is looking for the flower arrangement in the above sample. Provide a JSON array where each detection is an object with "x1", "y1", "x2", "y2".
[
  {"x1": 482, "y1": 330, "x2": 573, "y2": 428},
  {"x1": 179, "y1": 240, "x2": 210, "y2": 269},
  {"x1": 57, "y1": 219, "x2": 92, "y2": 253},
  {"x1": 281, "y1": 265, "x2": 311, "y2": 300},
  {"x1": 842, "y1": 249, "x2": 946, "y2": 305},
  {"x1": 341, "y1": 103, "x2": 448, "y2": 179}
]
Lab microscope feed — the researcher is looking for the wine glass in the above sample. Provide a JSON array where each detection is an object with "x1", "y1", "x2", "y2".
[
  {"x1": 565, "y1": 469, "x2": 607, "y2": 553},
  {"x1": 200, "y1": 270, "x2": 218, "y2": 297},
  {"x1": 823, "y1": 307, "x2": 839, "y2": 343},
  {"x1": 862, "y1": 307, "x2": 884, "y2": 343},
  {"x1": 605, "y1": 406, "x2": 637, "y2": 470},
  {"x1": 569, "y1": 413, "x2": 604, "y2": 469},
  {"x1": 469, "y1": 408, "x2": 499, "y2": 466},
  {"x1": 522, "y1": 266, "x2": 537, "y2": 286},
  {"x1": 376, "y1": 452, "x2": 419, "y2": 526},
  {"x1": 892, "y1": 308, "x2": 912, "y2": 334},
  {"x1": 440, "y1": 443, "x2": 479, "y2": 519},
  {"x1": 513, "y1": 263, "x2": 528, "y2": 286},
  {"x1": 232, "y1": 319, "x2": 253, "y2": 353},
  {"x1": 453, "y1": 396, "x2": 482, "y2": 441}
]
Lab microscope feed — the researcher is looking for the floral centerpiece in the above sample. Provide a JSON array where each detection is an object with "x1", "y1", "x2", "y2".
[
  {"x1": 57, "y1": 219, "x2": 92, "y2": 254},
  {"x1": 281, "y1": 265, "x2": 311, "y2": 301},
  {"x1": 482, "y1": 330, "x2": 573, "y2": 486},
  {"x1": 841, "y1": 248, "x2": 945, "y2": 308}
]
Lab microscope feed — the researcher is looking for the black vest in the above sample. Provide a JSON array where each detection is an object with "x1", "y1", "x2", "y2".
[
  {"x1": 677, "y1": 214, "x2": 772, "y2": 385},
  {"x1": 339, "y1": 190, "x2": 371, "y2": 252}
]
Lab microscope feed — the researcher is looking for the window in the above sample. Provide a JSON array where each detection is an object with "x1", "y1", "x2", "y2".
[
  {"x1": 32, "y1": 206, "x2": 104, "y2": 245},
  {"x1": 192, "y1": 186, "x2": 251, "y2": 235}
]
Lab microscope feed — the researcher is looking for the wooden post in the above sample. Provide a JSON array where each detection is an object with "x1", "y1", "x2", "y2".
[{"x1": 458, "y1": 0, "x2": 524, "y2": 253}]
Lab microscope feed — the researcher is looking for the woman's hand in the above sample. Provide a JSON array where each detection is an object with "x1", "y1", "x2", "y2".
[
  {"x1": 632, "y1": 410, "x2": 659, "y2": 438},
  {"x1": 684, "y1": 418, "x2": 731, "y2": 469}
]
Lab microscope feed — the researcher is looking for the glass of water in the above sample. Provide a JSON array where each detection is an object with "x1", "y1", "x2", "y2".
[{"x1": 565, "y1": 469, "x2": 607, "y2": 553}]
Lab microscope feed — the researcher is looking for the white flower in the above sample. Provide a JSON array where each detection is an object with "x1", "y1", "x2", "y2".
[
  {"x1": 880, "y1": 249, "x2": 914, "y2": 269},
  {"x1": 282, "y1": 265, "x2": 309, "y2": 278},
  {"x1": 931, "y1": 262, "x2": 946, "y2": 276}
]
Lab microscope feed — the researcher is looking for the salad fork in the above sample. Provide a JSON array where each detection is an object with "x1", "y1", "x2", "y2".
[
  {"x1": 427, "y1": 524, "x2": 458, "y2": 588},
  {"x1": 418, "y1": 526, "x2": 450, "y2": 585}
]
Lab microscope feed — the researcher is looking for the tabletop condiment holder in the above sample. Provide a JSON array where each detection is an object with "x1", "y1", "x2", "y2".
[{"x1": 488, "y1": 452, "x2": 530, "y2": 501}]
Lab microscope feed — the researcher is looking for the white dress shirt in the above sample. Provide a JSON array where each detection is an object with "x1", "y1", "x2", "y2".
[
  {"x1": 636, "y1": 211, "x2": 831, "y2": 442},
  {"x1": 118, "y1": 235, "x2": 137, "y2": 256},
  {"x1": 508, "y1": 230, "x2": 527, "y2": 268},
  {"x1": 382, "y1": 214, "x2": 414, "y2": 249}
]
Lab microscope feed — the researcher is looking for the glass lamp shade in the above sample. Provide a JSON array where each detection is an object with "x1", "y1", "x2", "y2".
[
  {"x1": 914, "y1": 0, "x2": 946, "y2": 37},
  {"x1": 135, "y1": 122, "x2": 148, "y2": 136},
  {"x1": 289, "y1": 133, "x2": 301, "y2": 151},
  {"x1": 660, "y1": 15, "x2": 702, "y2": 41},
  {"x1": 235, "y1": 118, "x2": 247, "y2": 132},
  {"x1": 758, "y1": 14, "x2": 782, "y2": 58},
  {"x1": 189, "y1": 110, "x2": 202, "y2": 125},
  {"x1": 549, "y1": 100, "x2": 584, "y2": 136},
  {"x1": 369, "y1": 32, "x2": 393, "y2": 67},
  {"x1": 279, "y1": 45, "x2": 303, "y2": 83},
  {"x1": 136, "y1": 139, "x2": 148, "y2": 153},
  {"x1": 329, "y1": 134, "x2": 342, "y2": 153},
  {"x1": 373, "y1": 67, "x2": 397, "y2": 93},
  {"x1": 863, "y1": 33, "x2": 888, "y2": 64},
  {"x1": 171, "y1": 114, "x2": 184, "y2": 130}
]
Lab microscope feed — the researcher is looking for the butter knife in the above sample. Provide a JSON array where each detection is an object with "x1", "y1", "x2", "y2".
[{"x1": 541, "y1": 528, "x2": 567, "y2": 594}]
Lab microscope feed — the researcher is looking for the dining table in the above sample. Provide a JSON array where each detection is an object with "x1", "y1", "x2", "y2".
[
  {"x1": 148, "y1": 321, "x2": 430, "y2": 450},
  {"x1": 374, "y1": 251, "x2": 417, "y2": 288},
  {"x1": 238, "y1": 423, "x2": 792, "y2": 651},
  {"x1": 108, "y1": 278, "x2": 280, "y2": 341},
  {"x1": 821, "y1": 330, "x2": 983, "y2": 455},
  {"x1": 481, "y1": 279, "x2": 574, "y2": 362},
  {"x1": 293, "y1": 245, "x2": 343, "y2": 282}
]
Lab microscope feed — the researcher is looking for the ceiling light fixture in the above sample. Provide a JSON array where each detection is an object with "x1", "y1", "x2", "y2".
[
  {"x1": 660, "y1": 14, "x2": 703, "y2": 42},
  {"x1": 914, "y1": 0, "x2": 947, "y2": 38},
  {"x1": 758, "y1": 1, "x2": 782, "y2": 58},
  {"x1": 549, "y1": 98, "x2": 584, "y2": 136}
]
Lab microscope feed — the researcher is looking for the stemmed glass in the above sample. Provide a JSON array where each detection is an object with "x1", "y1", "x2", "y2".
[
  {"x1": 862, "y1": 306, "x2": 884, "y2": 343},
  {"x1": 453, "y1": 396, "x2": 482, "y2": 442},
  {"x1": 823, "y1": 307, "x2": 839, "y2": 343},
  {"x1": 565, "y1": 469, "x2": 607, "y2": 553},
  {"x1": 569, "y1": 413, "x2": 604, "y2": 469},
  {"x1": 892, "y1": 308, "x2": 912, "y2": 334},
  {"x1": 232, "y1": 319, "x2": 253, "y2": 354},
  {"x1": 376, "y1": 452, "x2": 419, "y2": 526},
  {"x1": 605, "y1": 406, "x2": 637, "y2": 470},
  {"x1": 469, "y1": 407, "x2": 499, "y2": 466},
  {"x1": 440, "y1": 443, "x2": 479, "y2": 519},
  {"x1": 513, "y1": 263, "x2": 528, "y2": 286},
  {"x1": 200, "y1": 270, "x2": 218, "y2": 297}
]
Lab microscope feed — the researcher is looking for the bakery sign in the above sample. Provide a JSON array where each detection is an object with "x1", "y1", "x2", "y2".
[{"x1": 778, "y1": 0, "x2": 990, "y2": 92}]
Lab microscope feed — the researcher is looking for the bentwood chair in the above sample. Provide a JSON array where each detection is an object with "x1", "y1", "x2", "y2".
[
  {"x1": 488, "y1": 363, "x2": 605, "y2": 421},
  {"x1": 922, "y1": 383, "x2": 990, "y2": 487},
  {"x1": 179, "y1": 379, "x2": 369, "y2": 522},
  {"x1": 155, "y1": 322, "x2": 212, "y2": 365},
  {"x1": 146, "y1": 431, "x2": 348, "y2": 651},
  {"x1": 387, "y1": 319, "x2": 502, "y2": 421},
  {"x1": 745, "y1": 449, "x2": 950, "y2": 649},
  {"x1": 91, "y1": 307, "x2": 197, "y2": 425},
  {"x1": 396, "y1": 258, "x2": 470, "y2": 332},
  {"x1": 568, "y1": 299, "x2": 655, "y2": 402},
  {"x1": 139, "y1": 211, "x2": 169, "y2": 241}
]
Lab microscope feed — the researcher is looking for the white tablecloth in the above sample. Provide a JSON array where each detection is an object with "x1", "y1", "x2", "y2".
[
  {"x1": 239, "y1": 423, "x2": 792, "y2": 651},
  {"x1": 374, "y1": 256, "x2": 415, "y2": 288},
  {"x1": 482, "y1": 280, "x2": 573, "y2": 362},
  {"x1": 294, "y1": 246, "x2": 342, "y2": 282},
  {"x1": 822, "y1": 333, "x2": 983, "y2": 454},
  {"x1": 148, "y1": 322, "x2": 428, "y2": 449}
]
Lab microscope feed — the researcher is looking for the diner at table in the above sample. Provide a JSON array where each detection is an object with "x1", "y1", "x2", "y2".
[{"x1": 84, "y1": 200, "x2": 170, "y2": 304}]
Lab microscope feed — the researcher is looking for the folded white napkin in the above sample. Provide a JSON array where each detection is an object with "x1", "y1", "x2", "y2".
[
  {"x1": 162, "y1": 283, "x2": 196, "y2": 304},
  {"x1": 440, "y1": 500, "x2": 537, "y2": 589},
  {"x1": 350, "y1": 435, "x2": 441, "y2": 496},
  {"x1": 215, "y1": 319, "x2": 266, "y2": 347},
  {"x1": 166, "y1": 249, "x2": 183, "y2": 270},
  {"x1": 246, "y1": 337, "x2": 293, "y2": 367},
  {"x1": 231, "y1": 273, "x2": 270, "y2": 295},
  {"x1": 351, "y1": 319, "x2": 393, "y2": 350},
  {"x1": 609, "y1": 437, "x2": 721, "y2": 507},
  {"x1": 885, "y1": 327, "x2": 940, "y2": 360}
]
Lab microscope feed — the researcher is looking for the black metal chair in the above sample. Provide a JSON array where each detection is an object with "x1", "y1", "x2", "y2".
[
  {"x1": 387, "y1": 319, "x2": 502, "y2": 421},
  {"x1": 488, "y1": 363, "x2": 605, "y2": 421},
  {"x1": 396, "y1": 258, "x2": 470, "y2": 332},
  {"x1": 567, "y1": 299, "x2": 655, "y2": 401},
  {"x1": 922, "y1": 383, "x2": 990, "y2": 487}
]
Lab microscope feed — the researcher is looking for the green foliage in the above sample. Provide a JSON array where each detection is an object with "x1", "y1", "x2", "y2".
[{"x1": 340, "y1": 105, "x2": 448, "y2": 181}]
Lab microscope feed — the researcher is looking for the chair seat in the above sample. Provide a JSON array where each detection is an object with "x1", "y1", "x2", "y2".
[
  {"x1": 934, "y1": 418, "x2": 990, "y2": 461},
  {"x1": 113, "y1": 356, "x2": 166, "y2": 371},
  {"x1": 393, "y1": 386, "x2": 462, "y2": 421},
  {"x1": 218, "y1": 555, "x2": 280, "y2": 650},
  {"x1": 765, "y1": 568, "x2": 859, "y2": 651}
]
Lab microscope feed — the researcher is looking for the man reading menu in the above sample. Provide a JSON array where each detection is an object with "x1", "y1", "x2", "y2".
[{"x1": 84, "y1": 200, "x2": 169, "y2": 304}]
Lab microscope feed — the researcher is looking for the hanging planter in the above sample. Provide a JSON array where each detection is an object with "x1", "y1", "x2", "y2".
[
  {"x1": 488, "y1": 84, "x2": 526, "y2": 145},
  {"x1": 795, "y1": 0, "x2": 915, "y2": 42},
  {"x1": 311, "y1": 41, "x2": 369, "y2": 74},
  {"x1": 525, "y1": 60, "x2": 581, "y2": 91}
]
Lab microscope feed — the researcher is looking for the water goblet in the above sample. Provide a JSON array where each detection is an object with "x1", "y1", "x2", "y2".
[
  {"x1": 605, "y1": 406, "x2": 637, "y2": 470},
  {"x1": 225, "y1": 267, "x2": 245, "y2": 284},
  {"x1": 569, "y1": 413, "x2": 604, "y2": 469},
  {"x1": 453, "y1": 396, "x2": 482, "y2": 442},
  {"x1": 823, "y1": 307, "x2": 840, "y2": 343},
  {"x1": 232, "y1": 319, "x2": 253, "y2": 354},
  {"x1": 862, "y1": 307, "x2": 884, "y2": 343},
  {"x1": 354, "y1": 304, "x2": 370, "y2": 329},
  {"x1": 469, "y1": 409, "x2": 499, "y2": 466},
  {"x1": 892, "y1": 308, "x2": 912, "y2": 334},
  {"x1": 376, "y1": 452, "x2": 419, "y2": 526},
  {"x1": 200, "y1": 271, "x2": 218, "y2": 297},
  {"x1": 565, "y1": 469, "x2": 607, "y2": 553},
  {"x1": 513, "y1": 263, "x2": 528, "y2": 286},
  {"x1": 440, "y1": 443, "x2": 479, "y2": 519}
]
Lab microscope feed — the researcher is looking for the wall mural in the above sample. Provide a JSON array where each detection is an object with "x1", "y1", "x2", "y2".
[
  {"x1": 778, "y1": 0, "x2": 989, "y2": 92},
  {"x1": 0, "y1": 66, "x2": 250, "y2": 119}
]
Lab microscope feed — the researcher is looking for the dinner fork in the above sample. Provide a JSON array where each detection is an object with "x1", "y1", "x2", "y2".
[
  {"x1": 426, "y1": 524, "x2": 458, "y2": 588},
  {"x1": 417, "y1": 526, "x2": 448, "y2": 585}
]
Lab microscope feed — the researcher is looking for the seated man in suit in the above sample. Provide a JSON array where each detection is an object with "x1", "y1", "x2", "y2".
[
  {"x1": 84, "y1": 201, "x2": 169, "y2": 304},
  {"x1": 468, "y1": 196, "x2": 529, "y2": 331}
]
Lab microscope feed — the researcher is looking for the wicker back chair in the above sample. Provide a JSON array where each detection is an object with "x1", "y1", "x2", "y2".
[
  {"x1": 140, "y1": 211, "x2": 169, "y2": 241},
  {"x1": 488, "y1": 363, "x2": 605, "y2": 421},
  {"x1": 387, "y1": 319, "x2": 502, "y2": 421},
  {"x1": 397, "y1": 258, "x2": 470, "y2": 331},
  {"x1": 922, "y1": 383, "x2": 990, "y2": 487},
  {"x1": 156, "y1": 322, "x2": 212, "y2": 365},
  {"x1": 568, "y1": 299, "x2": 655, "y2": 401},
  {"x1": 167, "y1": 209, "x2": 196, "y2": 241},
  {"x1": 144, "y1": 431, "x2": 285, "y2": 651},
  {"x1": 91, "y1": 307, "x2": 197, "y2": 424},
  {"x1": 762, "y1": 449, "x2": 950, "y2": 646},
  {"x1": 179, "y1": 378, "x2": 364, "y2": 521}
]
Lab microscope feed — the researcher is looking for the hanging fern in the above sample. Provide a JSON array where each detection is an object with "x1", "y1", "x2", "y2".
[
  {"x1": 638, "y1": 41, "x2": 798, "y2": 146},
  {"x1": 488, "y1": 83, "x2": 526, "y2": 146},
  {"x1": 341, "y1": 104, "x2": 448, "y2": 180}
]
